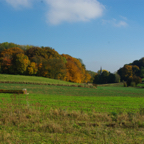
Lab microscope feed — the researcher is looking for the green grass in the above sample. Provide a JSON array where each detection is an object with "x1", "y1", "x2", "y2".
[
  {"x1": 0, "y1": 74, "x2": 79, "y2": 85},
  {"x1": 0, "y1": 83, "x2": 144, "y2": 96},
  {"x1": 1, "y1": 93, "x2": 144, "y2": 113},
  {"x1": 0, "y1": 83, "x2": 144, "y2": 113},
  {"x1": 1, "y1": 93, "x2": 144, "y2": 143}
]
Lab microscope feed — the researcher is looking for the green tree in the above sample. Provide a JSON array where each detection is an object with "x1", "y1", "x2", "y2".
[
  {"x1": 114, "y1": 73, "x2": 120, "y2": 83},
  {"x1": 101, "y1": 71, "x2": 110, "y2": 83},
  {"x1": 13, "y1": 53, "x2": 30, "y2": 74},
  {"x1": 40, "y1": 58, "x2": 67, "y2": 80},
  {"x1": 108, "y1": 73, "x2": 115, "y2": 83},
  {"x1": 140, "y1": 67, "x2": 144, "y2": 78}
]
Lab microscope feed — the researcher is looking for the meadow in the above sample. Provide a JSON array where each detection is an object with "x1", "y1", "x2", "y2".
[
  {"x1": 0, "y1": 74, "x2": 144, "y2": 143},
  {"x1": 0, "y1": 74, "x2": 80, "y2": 85}
]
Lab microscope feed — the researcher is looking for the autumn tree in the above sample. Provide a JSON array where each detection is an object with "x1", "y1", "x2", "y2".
[
  {"x1": 0, "y1": 47, "x2": 24, "y2": 74},
  {"x1": 127, "y1": 75, "x2": 142, "y2": 86},
  {"x1": 44, "y1": 47, "x2": 63, "y2": 60},
  {"x1": 62, "y1": 54, "x2": 91, "y2": 83},
  {"x1": 13, "y1": 53, "x2": 30, "y2": 74},
  {"x1": 40, "y1": 58, "x2": 67, "y2": 80},
  {"x1": 0, "y1": 42, "x2": 20, "y2": 53},
  {"x1": 132, "y1": 65, "x2": 140, "y2": 76},
  {"x1": 26, "y1": 47, "x2": 48, "y2": 60},
  {"x1": 117, "y1": 65, "x2": 133, "y2": 81},
  {"x1": 65, "y1": 59, "x2": 82, "y2": 83},
  {"x1": 87, "y1": 70, "x2": 97, "y2": 83},
  {"x1": 27, "y1": 62, "x2": 38, "y2": 75}
]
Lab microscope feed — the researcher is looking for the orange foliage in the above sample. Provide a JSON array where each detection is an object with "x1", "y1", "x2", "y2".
[
  {"x1": 0, "y1": 47, "x2": 24, "y2": 73},
  {"x1": 0, "y1": 47, "x2": 24, "y2": 58},
  {"x1": 62, "y1": 54, "x2": 91, "y2": 83}
]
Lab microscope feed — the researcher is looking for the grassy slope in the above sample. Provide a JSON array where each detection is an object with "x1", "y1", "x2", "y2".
[{"x1": 0, "y1": 74, "x2": 79, "y2": 85}]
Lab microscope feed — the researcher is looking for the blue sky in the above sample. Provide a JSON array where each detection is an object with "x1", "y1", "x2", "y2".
[{"x1": 0, "y1": 0, "x2": 144, "y2": 73}]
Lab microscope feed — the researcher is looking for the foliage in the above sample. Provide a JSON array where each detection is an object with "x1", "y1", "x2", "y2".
[
  {"x1": 118, "y1": 65, "x2": 133, "y2": 81},
  {"x1": 93, "y1": 70, "x2": 120, "y2": 84},
  {"x1": 26, "y1": 47, "x2": 48, "y2": 60},
  {"x1": 123, "y1": 82, "x2": 127, "y2": 87},
  {"x1": 140, "y1": 67, "x2": 144, "y2": 78},
  {"x1": 0, "y1": 42, "x2": 91, "y2": 83},
  {"x1": 13, "y1": 53, "x2": 30, "y2": 74},
  {"x1": 40, "y1": 58, "x2": 67, "y2": 80},
  {"x1": 130, "y1": 82, "x2": 136, "y2": 87},
  {"x1": 125, "y1": 57, "x2": 144, "y2": 78},
  {"x1": 62, "y1": 54, "x2": 91, "y2": 83},
  {"x1": 27, "y1": 62, "x2": 38, "y2": 75},
  {"x1": 115, "y1": 73, "x2": 120, "y2": 83},
  {"x1": 126, "y1": 75, "x2": 142, "y2": 86},
  {"x1": 0, "y1": 47, "x2": 24, "y2": 74},
  {"x1": 87, "y1": 70, "x2": 96, "y2": 82}
]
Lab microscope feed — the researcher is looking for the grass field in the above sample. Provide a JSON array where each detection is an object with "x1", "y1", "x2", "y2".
[
  {"x1": 1, "y1": 74, "x2": 144, "y2": 143},
  {"x1": 0, "y1": 74, "x2": 80, "y2": 85},
  {"x1": 0, "y1": 83, "x2": 144, "y2": 113}
]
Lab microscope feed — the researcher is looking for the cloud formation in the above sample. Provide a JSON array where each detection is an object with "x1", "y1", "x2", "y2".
[
  {"x1": 102, "y1": 18, "x2": 128, "y2": 27},
  {"x1": 45, "y1": 0, "x2": 105, "y2": 25},
  {"x1": 5, "y1": 0, "x2": 104, "y2": 24},
  {"x1": 5, "y1": 0, "x2": 32, "y2": 8}
]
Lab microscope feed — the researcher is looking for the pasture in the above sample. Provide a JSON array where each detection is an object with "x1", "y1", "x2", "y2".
[
  {"x1": 0, "y1": 74, "x2": 144, "y2": 143},
  {"x1": 0, "y1": 74, "x2": 80, "y2": 85},
  {"x1": 0, "y1": 83, "x2": 144, "y2": 113}
]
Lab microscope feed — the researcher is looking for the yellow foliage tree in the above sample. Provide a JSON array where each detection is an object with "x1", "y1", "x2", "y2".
[{"x1": 27, "y1": 62, "x2": 38, "y2": 75}]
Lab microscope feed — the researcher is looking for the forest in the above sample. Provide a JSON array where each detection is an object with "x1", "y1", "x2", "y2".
[
  {"x1": 0, "y1": 42, "x2": 91, "y2": 83},
  {"x1": 0, "y1": 42, "x2": 143, "y2": 86}
]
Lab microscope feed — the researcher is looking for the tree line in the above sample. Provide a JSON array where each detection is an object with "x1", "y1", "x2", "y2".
[
  {"x1": 0, "y1": 42, "x2": 91, "y2": 83},
  {"x1": 92, "y1": 58, "x2": 144, "y2": 86},
  {"x1": 117, "y1": 58, "x2": 144, "y2": 86},
  {"x1": 0, "y1": 42, "x2": 143, "y2": 86}
]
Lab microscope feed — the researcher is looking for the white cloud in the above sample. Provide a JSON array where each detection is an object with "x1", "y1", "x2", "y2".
[
  {"x1": 114, "y1": 21, "x2": 128, "y2": 27},
  {"x1": 45, "y1": 0, "x2": 105, "y2": 25},
  {"x1": 4, "y1": 0, "x2": 105, "y2": 24},
  {"x1": 102, "y1": 18, "x2": 128, "y2": 27},
  {"x1": 5, "y1": 0, "x2": 32, "y2": 8}
]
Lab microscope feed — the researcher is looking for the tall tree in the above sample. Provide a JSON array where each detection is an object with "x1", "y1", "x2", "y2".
[{"x1": 13, "y1": 53, "x2": 30, "y2": 74}]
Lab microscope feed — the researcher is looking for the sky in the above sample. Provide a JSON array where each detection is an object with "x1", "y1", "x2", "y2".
[{"x1": 0, "y1": 0, "x2": 144, "y2": 73}]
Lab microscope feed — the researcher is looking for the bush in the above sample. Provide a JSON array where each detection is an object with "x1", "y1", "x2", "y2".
[
  {"x1": 127, "y1": 75, "x2": 142, "y2": 86},
  {"x1": 130, "y1": 82, "x2": 136, "y2": 87},
  {"x1": 123, "y1": 82, "x2": 127, "y2": 87}
]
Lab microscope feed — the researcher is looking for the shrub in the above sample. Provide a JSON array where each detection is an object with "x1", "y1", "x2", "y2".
[
  {"x1": 127, "y1": 75, "x2": 142, "y2": 86},
  {"x1": 123, "y1": 82, "x2": 127, "y2": 87},
  {"x1": 130, "y1": 82, "x2": 136, "y2": 87}
]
